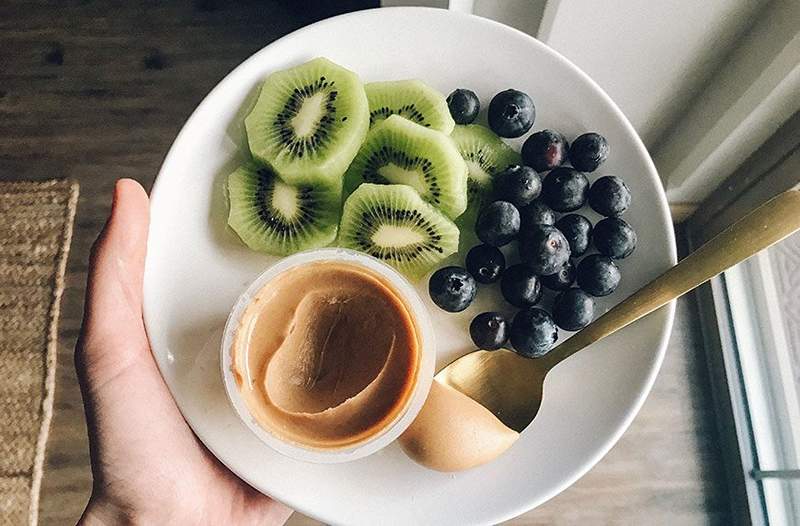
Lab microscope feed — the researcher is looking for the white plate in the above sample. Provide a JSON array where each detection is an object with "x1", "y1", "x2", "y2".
[{"x1": 143, "y1": 7, "x2": 676, "y2": 525}]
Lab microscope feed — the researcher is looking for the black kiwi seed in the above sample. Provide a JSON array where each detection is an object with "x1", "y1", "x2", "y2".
[
  {"x1": 227, "y1": 160, "x2": 341, "y2": 256},
  {"x1": 363, "y1": 146, "x2": 443, "y2": 202},
  {"x1": 370, "y1": 104, "x2": 429, "y2": 127},
  {"x1": 463, "y1": 151, "x2": 499, "y2": 174},
  {"x1": 273, "y1": 76, "x2": 338, "y2": 159},
  {"x1": 254, "y1": 168, "x2": 315, "y2": 234},
  {"x1": 462, "y1": 150, "x2": 500, "y2": 201},
  {"x1": 353, "y1": 207, "x2": 445, "y2": 261}
]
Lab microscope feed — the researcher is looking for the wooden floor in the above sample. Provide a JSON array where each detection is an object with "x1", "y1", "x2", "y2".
[{"x1": 0, "y1": 2, "x2": 731, "y2": 524}]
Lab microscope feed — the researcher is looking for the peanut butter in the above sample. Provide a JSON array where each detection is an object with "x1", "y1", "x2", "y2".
[
  {"x1": 231, "y1": 262, "x2": 419, "y2": 449},
  {"x1": 399, "y1": 380, "x2": 519, "y2": 471}
]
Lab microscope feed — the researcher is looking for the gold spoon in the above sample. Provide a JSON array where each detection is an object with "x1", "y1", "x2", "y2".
[{"x1": 436, "y1": 189, "x2": 800, "y2": 433}]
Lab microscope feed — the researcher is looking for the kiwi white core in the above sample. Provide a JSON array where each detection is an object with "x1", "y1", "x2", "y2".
[
  {"x1": 372, "y1": 225, "x2": 426, "y2": 248},
  {"x1": 290, "y1": 92, "x2": 327, "y2": 138},
  {"x1": 465, "y1": 160, "x2": 491, "y2": 186},
  {"x1": 377, "y1": 164, "x2": 428, "y2": 196},
  {"x1": 271, "y1": 181, "x2": 299, "y2": 219}
]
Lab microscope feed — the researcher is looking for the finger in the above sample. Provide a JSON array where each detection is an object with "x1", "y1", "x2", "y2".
[{"x1": 78, "y1": 179, "x2": 150, "y2": 383}]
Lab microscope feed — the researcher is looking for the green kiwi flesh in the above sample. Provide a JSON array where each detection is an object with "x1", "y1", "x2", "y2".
[
  {"x1": 365, "y1": 80, "x2": 455, "y2": 134},
  {"x1": 245, "y1": 57, "x2": 369, "y2": 185},
  {"x1": 227, "y1": 162, "x2": 341, "y2": 256},
  {"x1": 450, "y1": 124, "x2": 521, "y2": 227},
  {"x1": 451, "y1": 124, "x2": 521, "y2": 203},
  {"x1": 338, "y1": 183, "x2": 459, "y2": 279},
  {"x1": 344, "y1": 115, "x2": 468, "y2": 219}
]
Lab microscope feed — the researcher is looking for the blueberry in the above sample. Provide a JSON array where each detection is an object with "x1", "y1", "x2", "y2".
[
  {"x1": 555, "y1": 214, "x2": 592, "y2": 257},
  {"x1": 510, "y1": 307, "x2": 558, "y2": 358},
  {"x1": 475, "y1": 201, "x2": 520, "y2": 247},
  {"x1": 518, "y1": 224, "x2": 571, "y2": 275},
  {"x1": 542, "y1": 167, "x2": 589, "y2": 212},
  {"x1": 576, "y1": 254, "x2": 620, "y2": 297},
  {"x1": 494, "y1": 165, "x2": 541, "y2": 208},
  {"x1": 569, "y1": 132, "x2": 609, "y2": 172},
  {"x1": 487, "y1": 89, "x2": 535, "y2": 138},
  {"x1": 593, "y1": 217, "x2": 637, "y2": 259},
  {"x1": 446, "y1": 88, "x2": 480, "y2": 125},
  {"x1": 540, "y1": 260, "x2": 576, "y2": 291},
  {"x1": 500, "y1": 264, "x2": 542, "y2": 307},
  {"x1": 588, "y1": 175, "x2": 631, "y2": 217},
  {"x1": 519, "y1": 199, "x2": 556, "y2": 228},
  {"x1": 465, "y1": 244, "x2": 506, "y2": 284},
  {"x1": 552, "y1": 288, "x2": 594, "y2": 331},
  {"x1": 469, "y1": 312, "x2": 509, "y2": 350},
  {"x1": 428, "y1": 266, "x2": 477, "y2": 312},
  {"x1": 521, "y1": 129, "x2": 569, "y2": 172}
]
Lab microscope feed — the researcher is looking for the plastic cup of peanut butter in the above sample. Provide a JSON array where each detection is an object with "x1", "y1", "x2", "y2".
[{"x1": 221, "y1": 248, "x2": 436, "y2": 464}]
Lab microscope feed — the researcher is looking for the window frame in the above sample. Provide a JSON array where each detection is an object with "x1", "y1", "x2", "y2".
[{"x1": 685, "y1": 111, "x2": 800, "y2": 525}]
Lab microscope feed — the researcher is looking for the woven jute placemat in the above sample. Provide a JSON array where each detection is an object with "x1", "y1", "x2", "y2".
[{"x1": 0, "y1": 179, "x2": 78, "y2": 526}]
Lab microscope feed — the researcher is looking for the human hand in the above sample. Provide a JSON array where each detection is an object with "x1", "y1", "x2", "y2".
[{"x1": 75, "y1": 179, "x2": 292, "y2": 525}]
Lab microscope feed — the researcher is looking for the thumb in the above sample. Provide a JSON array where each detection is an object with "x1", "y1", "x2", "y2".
[{"x1": 78, "y1": 179, "x2": 150, "y2": 386}]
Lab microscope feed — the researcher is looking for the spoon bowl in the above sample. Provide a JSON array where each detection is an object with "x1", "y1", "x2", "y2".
[{"x1": 436, "y1": 349, "x2": 546, "y2": 432}]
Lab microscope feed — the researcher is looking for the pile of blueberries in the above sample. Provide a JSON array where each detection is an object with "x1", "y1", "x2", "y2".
[{"x1": 430, "y1": 88, "x2": 637, "y2": 359}]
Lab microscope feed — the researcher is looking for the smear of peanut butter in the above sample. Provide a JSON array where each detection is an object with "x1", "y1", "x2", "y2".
[
  {"x1": 266, "y1": 290, "x2": 396, "y2": 414},
  {"x1": 399, "y1": 380, "x2": 519, "y2": 472}
]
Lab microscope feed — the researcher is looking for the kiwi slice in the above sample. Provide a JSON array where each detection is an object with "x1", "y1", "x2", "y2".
[
  {"x1": 344, "y1": 115, "x2": 468, "y2": 219},
  {"x1": 450, "y1": 124, "x2": 521, "y2": 235},
  {"x1": 245, "y1": 57, "x2": 369, "y2": 185},
  {"x1": 451, "y1": 124, "x2": 521, "y2": 207},
  {"x1": 338, "y1": 183, "x2": 460, "y2": 278},
  {"x1": 365, "y1": 80, "x2": 455, "y2": 134},
  {"x1": 227, "y1": 162, "x2": 341, "y2": 256},
  {"x1": 450, "y1": 124, "x2": 520, "y2": 251}
]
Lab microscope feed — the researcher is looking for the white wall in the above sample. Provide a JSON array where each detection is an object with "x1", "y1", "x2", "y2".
[
  {"x1": 381, "y1": 0, "x2": 547, "y2": 37},
  {"x1": 540, "y1": 0, "x2": 768, "y2": 147},
  {"x1": 655, "y1": 0, "x2": 800, "y2": 204}
]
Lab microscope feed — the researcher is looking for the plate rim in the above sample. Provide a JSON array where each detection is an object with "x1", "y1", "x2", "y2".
[{"x1": 144, "y1": 6, "x2": 677, "y2": 524}]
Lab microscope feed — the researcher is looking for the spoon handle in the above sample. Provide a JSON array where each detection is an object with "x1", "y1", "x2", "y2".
[{"x1": 543, "y1": 189, "x2": 800, "y2": 369}]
